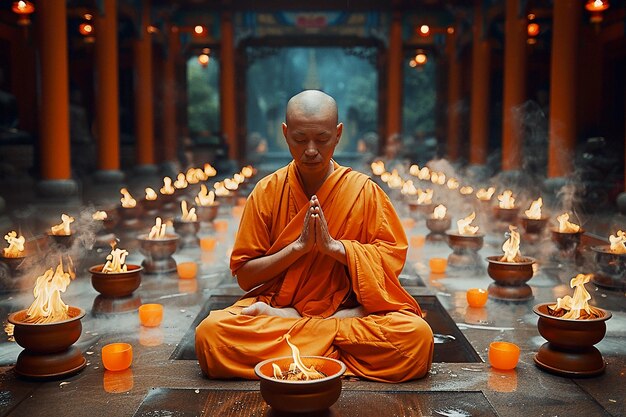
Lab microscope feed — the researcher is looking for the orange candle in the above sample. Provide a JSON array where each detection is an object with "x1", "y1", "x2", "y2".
[
  {"x1": 177, "y1": 261, "x2": 198, "y2": 279},
  {"x1": 429, "y1": 257, "x2": 447, "y2": 274},
  {"x1": 200, "y1": 236, "x2": 217, "y2": 251},
  {"x1": 138, "y1": 303, "x2": 163, "y2": 327},
  {"x1": 213, "y1": 219, "x2": 228, "y2": 232},
  {"x1": 466, "y1": 288, "x2": 488, "y2": 308},
  {"x1": 103, "y1": 369, "x2": 134, "y2": 393},
  {"x1": 488, "y1": 341, "x2": 520, "y2": 370},
  {"x1": 102, "y1": 342, "x2": 133, "y2": 372}
]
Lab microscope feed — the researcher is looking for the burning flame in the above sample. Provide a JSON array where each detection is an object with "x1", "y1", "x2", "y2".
[
  {"x1": 608, "y1": 230, "x2": 626, "y2": 254},
  {"x1": 459, "y1": 186, "x2": 474, "y2": 195},
  {"x1": 180, "y1": 201, "x2": 197, "y2": 222},
  {"x1": 241, "y1": 165, "x2": 254, "y2": 178},
  {"x1": 432, "y1": 204, "x2": 447, "y2": 219},
  {"x1": 145, "y1": 187, "x2": 158, "y2": 200},
  {"x1": 195, "y1": 184, "x2": 216, "y2": 206},
  {"x1": 417, "y1": 189, "x2": 433, "y2": 205},
  {"x1": 500, "y1": 226, "x2": 522, "y2": 262},
  {"x1": 446, "y1": 178, "x2": 459, "y2": 190},
  {"x1": 3, "y1": 231, "x2": 25, "y2": 258},
  {"x1": 401, "y1": 180, "x2": 417, "y2": 196},
  {"x1": 224, "y1": 178, "x2": 239, "y2": 191},
  {"x1": 272, "y1": 334, "x2": 324, "y2": 381},
  {"x1": 234, "y1": 173, "x2": 245, "y2": 185},
  {"x1": 476, "y1": 187, "x2": 495, "y2": 201},
  {"x1": 92, "y1": 211, "x2": 107, "y2": 220},
  {"x1": 409, "y1": 164, "x2": 420, "y2": 176},
  {"x1": 24, "y1": 259, "x2": 75, "y2": 324},
  {"x1": 120, "y1": 188, "x2": 137, "y2": 208},
  {"x1": 380, "y1": 171, "x2": 390, "y2": 182},
  {"x1": 497, "y1": 190, "x2": 515, "y2": 209},
  {"x1": 204, "y1": 163, "x2": 217, "y2": 177},
  {"x1": 51, "y1": 214, "x2": 75, "y2": 236},
  {"x1": 549, "y1": 274, "x2": 601, "y2": 320},
  {"x1": 174, "y1": 173, "x2": 188, "y2": 189},
  {"x1": 431, "y1": 172, "x2": 446, "y2": 185},
  {"x1": 418, "y1": 167, "x2": 430, "y2": 181},
  {"x1": 557, "y1": 213, "x2": 580, "y2": 233},
  {"x1": 148, "y1": 217, "x2": 167, "y2": 239},
  {"x1": 102, "y1": 242, "x2": 128, "y2": 273},
  {"x1": 457, "y1": 212, "x2": 479, "y2": 235},
  {"x1": 387, "y1": 169, "x2": 403, "y2": 189},
  {"x1": 371, "y1": 160, "x2": 385, "y2": 176},
  {"x1": 186, "y1": 167, "x2": 208, "y2": 184},
  {"x1": 524, "y1": 198, "x2": 543, "y2": 219},
  {"x1": 214, "y1": 182, "x2": 230, "y2": 197},
  {"x1": 160, "y1": 177, "x2": 175, "y2": 195}
]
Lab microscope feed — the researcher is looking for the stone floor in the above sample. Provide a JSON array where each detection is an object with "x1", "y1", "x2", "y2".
[{"x1": 0, "y1": 176, "x2": 625, "y2": 417}]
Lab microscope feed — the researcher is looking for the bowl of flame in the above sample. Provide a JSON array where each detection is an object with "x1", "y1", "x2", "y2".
[{"x1": 255, "y1": 355, "x2": 346, "y2": 414}]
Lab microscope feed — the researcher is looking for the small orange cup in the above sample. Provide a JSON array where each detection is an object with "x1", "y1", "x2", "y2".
[
  {"x1": 102, "y1": 343, "x2": 133, "y2": 372},
  {"x1": 213, "y1": 219, "x2": 228, "y2": 232},
  {"x1": 138, "y1": 303, "x2": 163, "y2": 327},
  {"x1": 401, "y1": 218, "x2": 415, "y2": 230},
  {"x1": 177, "y1": 261, "x2": 198, "y2": 279},
  {"x1": 200, "y1": 236, "x2": 217, "y2": 251},
  {"x1": 410, "y1": 235, "x2": 426, "y2": 247},
  {"x1": 429, "y1": 257, "x2": 447, "y2": 274},
  {"x1": 488, "y1": 341, "x2": 520, "y2": 370},
  {"x1": 466, "y1": 288, "x2": 488, "y2": 308}
]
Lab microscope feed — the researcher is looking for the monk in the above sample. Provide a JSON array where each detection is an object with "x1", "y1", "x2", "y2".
[{"x1": 195, "y1": 90, "x2": 433, "y2": 382}]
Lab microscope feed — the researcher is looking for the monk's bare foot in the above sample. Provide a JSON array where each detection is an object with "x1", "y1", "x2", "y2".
[
  {"x1": 241, "y1": 302, "x2": 301, "y2": 318},
  {"x1": 330, "y1": 306, "x2": 366, "y2": 319}
]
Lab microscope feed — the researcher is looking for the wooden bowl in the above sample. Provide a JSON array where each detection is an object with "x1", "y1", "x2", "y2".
[{"x1": 89, "y1": 264, "x2": 143, "y2": 298}]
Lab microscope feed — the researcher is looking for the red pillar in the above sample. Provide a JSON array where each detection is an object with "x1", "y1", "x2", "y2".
[
  {"x1": 134, "y1": 0, "x2": 155, "y2": 168},
  {"x1": 220, "y1": 12, "x2": 238, "y2": 161},
  {"x1": 385, "y1": 12, "x2": 403, "y2": 142},
  {"x1": 162, "y1": 25, "x2": 179, "y2": 166},
  {"x1": 501, "y1": 0, "x2": 527, "y2": 171},
  {"x1": 446, "y1": 30, "x2": 461, "y2": 161},
  {"x1": 547, "y1": 0, "x2": 582, "y2": 178}
]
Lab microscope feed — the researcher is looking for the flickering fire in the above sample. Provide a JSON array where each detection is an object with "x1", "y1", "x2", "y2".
[
  {"x1": 234, "y1": 173, "x2": 245, "y2": 185},
  {"x1": 608, "y1": 230, "x2": 626, "y2": 254},
  {"x1": 224, "y1": 178, "x2": 239, "y2": 191},
  {"x1": 459, "y1": 186, "x2": 474, "y2": 195},
  {"x1": 92, "y1": 211, "x2": 107, "y2": 221},
  {"x1": 160, "y1": 177, "x2": 175, "y2": 195},
  {"x1": 204, "y1": 163, "x2": 217, "y2": 178},
  {"x1": 418, "y1": 167, "x2": 430, "y2": 181},
  {"x1": 148, "y1": 217, "x2": 167, "y2": 239},
  {"x1": 4, "y1": 322, "x2": 14, "y2": 342},
  {"x1": 214, "y1": 182, "x2": 231, "y2": 197},
  {"x1": 500, "y1": 226, "x2": 522, "y2": 263},
  {"x1": 417, "y1": 189, "x2": 433, "y2": 205},
  {"x1": 548, "y1": 273, "x2": 601, "y2": 320},
  {"x1": 120, "y1": 188, "x2": 137, "y2": 208},
  {"x1": 3, "y1": 231, "x2": 25, "y2": 258},
  {"x1": 556, "y1": 213, "x2": 580, "y2": 233},
  {"x1": 432, "y1": 204, "x2": 447, "y2": 219},
  {"x1": 241, "y1": 165, "x2": 254, "y2": 178},
  {"x1": 180, "y1": 201, "x2": 197, "y2": 222},
  {"x1": 401, "y1": 180, "x2": 418, "y2": 196},
  {"x1": 457, "y1": 212, "x2": 479, "y2": 235},
  {"x1": 446, "y1": 178, "x2": 459, "y2": 190},
  {"x1": 272, "y1": 334, "x2": 325, "y2": 381},
  {"x1": 431, "y1": 172, "x2": 446, "y2": 185},
  {"x1": 497, "y1": 190, "x2": 515, "y2": 209},
  {"x1": 525, "y1": 198, "x2": 543, "y2": 219},
  {"x1": 145, "y1": 187, "x2": 158, "y2": 201},
  {"x1": 174, "y1": 173, "x2": 188, "y2": 189},
  {"x1": 476, "y1": 187, "x2": 496, "y2": 201},
  {"x1": 186, "y1": 167, "x2": 208, "y2": 184},
  {"x1": 51, "y1": 214, "x2": 75, "y2": 236},
  {"x1": 387, "y1": 169, "x2": 402, "y2": 189},
  {"x1": 195, "y1": 184, "x2": 216, "y2": 206},
  {"x1": 409, "y1": 164, "x2": 420, "y2": 176},
  {"x1": 102, "y1": 242, "x2": 128, "y2": 273},
  {"x1": 24, "y1": 259, "x2": 75, "y2": 324},
  {"x1": 371, "y1": 161, "x2": 385, "y2": 176}
]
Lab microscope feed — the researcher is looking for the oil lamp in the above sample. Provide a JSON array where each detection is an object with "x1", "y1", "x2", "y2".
[
  {"x1": 89, "y1": 243, "x2": 143, "y2": 298},
  {"x1": 590, "y1": 230, "x2": 626, "y2": 290},
  {"x1": 118, "y1": 188, "x2": 143, "y2": 230},
  {"x1": 408, "y1": 188, "x2": 434, "y2": 219},
  {"x1": 446, "y1": 212, "x2": 484, "y2": 269},
  {"x1": 195, "y1": 184, "x2": 220, "y2": 224},
  {"x1": 426, "y1": 204, "x2": 451, "y2": 235},
  {"x1": 585, "y1": 0, "x2": 609, "y2": 25},
  {"x1": 141, "y1": 187, "x2": 161, "y2": 217},
  {"x1": 493, "y1": 190, "x2": 518, "y2": 228},
  {"x1": 12, "y1": 1, "x2": 35, "y2": 26},
  {"x1": 172, "y1": 201, "x2": 200, "y2": 248},
  {"x1": 137, "y1": 217, "x2": 180, "y2": 274},
  {"x1": 550, "y1": 212, "x2": 584, "y2": 260},
  {"x1": 519, "y1": 197, "x2": 548, "y2": 238},
  {"x1": 48, "y1": 214, "x2": 76, "y2": 248}
]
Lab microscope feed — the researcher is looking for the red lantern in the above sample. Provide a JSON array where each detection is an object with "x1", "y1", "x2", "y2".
[
  {"x1": 585, "y1": 0, "x2": 609, "y2": 24},
  {"x1": 11, "y1": 1, "x2": 35, "y2": 26}
]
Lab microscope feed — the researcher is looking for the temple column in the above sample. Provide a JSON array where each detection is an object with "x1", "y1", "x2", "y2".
[
  {"x1": 36, "y1": 0, "x2": 78, "y2": 198},
  {"x1": 161, "y1": 24, "x2": 179, "y2": 175},
  {"x1": 446, "y1": 29, "x2": 461, "y2": 161},
  {"x1": 501, "y1": 0, "x2": 527, "y2": 174},
  {"x1": 618, "y1": 107, "x2": 626, "y2": 214},
  {"x1": 220, "y1": 12, "x2": 238, "y2": 161},
  {"x1": 133, "y1": 0, "x2": 157, "y2": 176},
  {"x1": 93, "y1": 0, "x2": 125, "y2": 184},
  {"x1": 385, "y1": 12, "x2": 403, "y2": 146},
  {"x1": 469, "y1": 0, "x2": 491, "y2": 170},
  {"x1": 547, "y1": 1, "x2": 581, "y2": 179}
]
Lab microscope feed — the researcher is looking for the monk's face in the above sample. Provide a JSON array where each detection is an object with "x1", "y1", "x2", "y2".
[{"x1": 282, "y1": 113, "x2": 342, "y2": 177}]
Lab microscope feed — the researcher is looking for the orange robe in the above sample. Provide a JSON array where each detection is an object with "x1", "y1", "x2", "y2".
[{"x1": 195, "y1": 161, "x2": 433, "y2": 382}]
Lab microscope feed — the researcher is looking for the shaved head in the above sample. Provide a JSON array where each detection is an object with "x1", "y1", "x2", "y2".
[{"x1": 286, "y1": 90, "x2": 338, "y2": 125}]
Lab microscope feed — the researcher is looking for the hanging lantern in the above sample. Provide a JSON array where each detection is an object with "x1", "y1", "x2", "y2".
[
  {"x1": 409, "y1": 50, "x2": 427, "y2": 69},
  {"x1": 193, "y1": 25, "x2": 207, "y2": 37},
  {"x1": 198, "y1": 53, "x2": 210, "y2": 67},
  {"x1": 585, "y1": 0, "x2": 609, "y2": 24},
  {"x1": 79, "y1": 22, "x2": 95, "y2": 43},
  {"x1": 527, "y1": 22, "x2": 540, "y2": 44},
  {"x1": 11, "y1": 1, "x2": 35, "y2": 26},
  {"x1": 417, "y1": 24, "x2": 430, "y2": 37}
]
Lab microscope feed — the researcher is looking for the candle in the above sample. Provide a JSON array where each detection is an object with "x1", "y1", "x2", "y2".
[
  {"x1": 101, "y1": 342, "x2": 133, "y2": 372},
  {"x1": 177, "y1": 261, "x2": 198, "y2": 279},
  {"x1": 138, "y1": 303, "x2": 163, "y2": 327},
  {"x1": 466, "y1": 288, "x2": 488, "y2": 308},
  {"x1": 103, "y1": 368, "x2": 134, "y2": 393},
  {"x1": 213, "y1": 219, "x2": 229, "y2": 232},
  {"x1": 200, "y1": 236, "x2": 217, "y2": 251},
  {"x1": 429, "y1": 258, "x2": 447, "y2": 274},
  {"x1": 488, "y1": 341, "x2": 520, "y2": 370}
]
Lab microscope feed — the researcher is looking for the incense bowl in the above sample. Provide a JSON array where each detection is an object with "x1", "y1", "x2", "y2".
[
  {"x1": 550, "y1": 228, "x2": 584, "y2": 253},
  {"x1": 141, "y1": 198, "x2": 161, "y2": 217},
  {"x1": 117, "y1": 206, "x2": 143, "y2": 230},
  {"x1": 137, "y1": 233, "x2": 179, "y2": 274},
  {"x1": 195, "y1": 203, "x2": 220, "y2": 224},
  {"x1": 408, "y1": 202, "x2": 433, "y2": 218},
  {"x1": 493, "y1": 207, "x2": 519, "y2": 224},
  {"x1": 486, "y1": 256, "x2": 535, "y2": 301},
  {"x1": 590, "y1": 246, "x2": 626, "y2": 291},
  {"x1": 520, "y1": 216, "x2": 548, "y2": 235},
  {"x1": 172, "y1": 218, "x2": 200, "y2": 248},
  {"x1": 89, "y1": 264, "x2": 143, "y2": 298},
  {"x1": 426, "y1": 216, "x2": 451, "y2": 234},
  {"x1": 446, "y1": 232, "x2": 484, "y2": 268},
  {"x1": 533, "y1": 303, "x2": 612, "y2": 377},
  {"x1": 255, "y1": 355, "x2": 346, "y2": 414}
]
